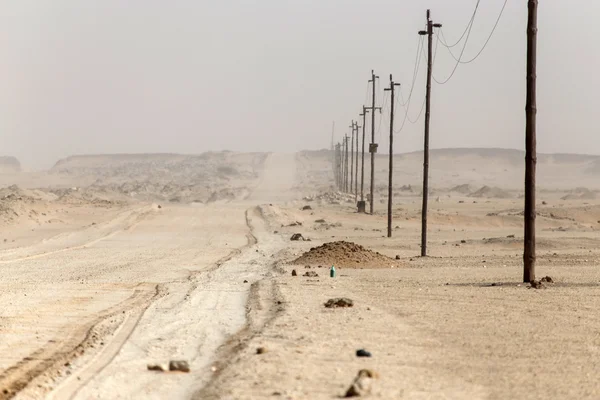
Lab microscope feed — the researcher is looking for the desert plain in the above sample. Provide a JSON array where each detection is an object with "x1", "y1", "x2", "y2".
[{"x1": 1, "y1": 149, "x2": 600, "y2": 399}]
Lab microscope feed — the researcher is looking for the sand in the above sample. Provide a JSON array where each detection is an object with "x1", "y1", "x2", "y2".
[{"x1": 2, "y1": 149, "x2": 600, "y2": 399}]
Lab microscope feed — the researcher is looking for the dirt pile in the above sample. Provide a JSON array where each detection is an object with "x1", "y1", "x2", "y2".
[
  {"x1": 469, "y1": 186, "x2": 513, "y2": 199},
  {"x1": 291, "y1": 241, "x2": 398, "y2": 268}
]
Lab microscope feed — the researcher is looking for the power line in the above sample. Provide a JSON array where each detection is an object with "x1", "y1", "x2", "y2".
[
  {"x1": 441, "y1": 0, "x2": 508, "y2": 64},
  {"x1": 438, "y1": 0, "x2": 481, "y2": 48},
  {"x1": 376, "y1": 91, "x2": 390, "y2": 141},
  {"x1": 431, "y1": 10, "x2": 475, "y2": 85},
  {"x1": 435, "y1": 0, "x2": 508, "y2": 79},
  {"x1": 399, "y1": 36, "x2": 425, "y2": 107}
]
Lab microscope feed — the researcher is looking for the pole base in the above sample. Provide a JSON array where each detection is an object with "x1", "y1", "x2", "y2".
[{"x1": 357, "y1": 201, "x2": 366, "y2": 213}]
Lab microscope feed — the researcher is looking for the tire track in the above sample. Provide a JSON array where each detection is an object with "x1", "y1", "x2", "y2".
[{"x1": 0, "y1": 284, "x2": 158, "y2": 400}]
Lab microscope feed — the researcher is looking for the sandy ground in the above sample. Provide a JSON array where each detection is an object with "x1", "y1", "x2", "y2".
[{"x1": 3, "y1": 150, "x2": 600, "y2": 399}]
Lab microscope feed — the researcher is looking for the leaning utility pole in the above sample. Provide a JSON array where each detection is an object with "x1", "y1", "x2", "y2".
[
  {"x1": 353, "y1": 121, "x2": 360, "y2": 202},
  {"x1": 366, "y1": 71, "x2": 381, "y2": 214},
  {"x1": 384, "y1": 75, "x2": 400, "y2": 238},
  {"x1": 350, "y1": 122, "x2": 355, "y2": 194},
  {"x1": 358, "y1": 107, "x2": 370, "y2": 212},
  {"x1": 524, "y1": 0, "x2": 538, "y2": 283},
  {"x1": 418, "y1": 10, "x2": 442, "y2": 256}
]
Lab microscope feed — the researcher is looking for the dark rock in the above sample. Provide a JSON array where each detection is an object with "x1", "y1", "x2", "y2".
[
  {"x1": 147, "y1": 363, "x2": 168, "y2": 372},
  {"x1": 291, "y1": 269, "x2": 297, "y2": 276},
  {"x1": 356, "y1": 349, "x2": 372, "y2": 357},
  {"x1": 169, "y1": 360, "x2": 190, "y2": 372},
  {"x1": 302, "y1": 205, "x2": 312, "y2": 210},
  {"x1": 540, "y1": 276, "x2": 554, "y2": 283},
  {"x1": 256, "y1": 347, "x2": 267, "y2": 354},
  {"x1": 290, "y1": 233, "x2": 304, "y2": 241},
  {"x1": 324, "y1": 298, "x2": 353, "y2": 308}
]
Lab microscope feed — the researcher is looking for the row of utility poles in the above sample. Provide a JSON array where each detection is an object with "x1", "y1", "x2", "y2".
[{"x1": 332, "y1": 2, "x2": 538, "y2": 283}]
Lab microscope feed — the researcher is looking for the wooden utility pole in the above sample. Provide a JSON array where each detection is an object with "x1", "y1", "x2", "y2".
[
  {"x1": 384, "y1": 75, "x2": 401, "y2": 238},
  {"x1": 524, "y1": 0, "x2": 538, "y2": 283},
  {"x1": 344, "y1": 135, "x2": 350, "y2": 193},
  {"x1": 354, "y1": 121, "x2": 360, "y2": 202},
  {"x1": 366, "y1": 71, "x2": 381, "y2": 214},
  {"x1": 335, "y1": 142, "x2": 342, "y2": 189},
  {"x1": 418, "y1": 10, "x2": 442, "y2": 256},
  {"x1": 360, "y1": 106, "x2": 369, "y2": 201},
  {"x1": 359, "y1": 106, "x2": 370, "y2": 212},
  {"x1": 350, "y1": 122, "x2": 355, "y2": 194}
]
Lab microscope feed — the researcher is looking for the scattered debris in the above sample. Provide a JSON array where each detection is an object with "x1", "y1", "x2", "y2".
[
  {"x1": 356, "y1": 349, "x2": 372, "y2": 358},
  {"x1": 147, "y1": 363, "x2": 168, "y2": 372},
  {"x1": 324, "y1": 298, "x2": 353, "y2": 308},
  {"x1": 169, "y1": 360, "x2": 190, "y2": 372},
  {"x1": 303, "y1": 271, "x2": 319, "y2": 277},
  {"x1": 345, "y1": 369, "x2": 378, "y2": 397}
]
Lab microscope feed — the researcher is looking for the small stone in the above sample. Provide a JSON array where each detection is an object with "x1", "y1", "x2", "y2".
[
  {"x1": 303, "y1": 271, "x2": 319, "y2": 277},
  {"x1": 290, "y1": 233, "x2": 304, "y2": 241},
  {"x1": 291, "y1": 269, "x2": 297, "y2": 276},
  {"x1": 356, "y1": 349, "x2": 372, "y2": 357},
  {"x1": 157, "y1": 205, "x2": 162, "y2": 209},
  {"x1": 256, "y1": 347, "x2": 267, "y2": 354},
  {"x1": 345, "y1": 369, "x2": 378, "y2": 397},
  {"x1": 243, "y1": 280, "x2": 248, "y2": 283},
  {"x1": 324, "y1": 298, "x2": 353, "y2": 308},
  {"x1": 169, "y1": 360, "x2": 190, "y2": 372},
  {"x1": 395, "y1": 255, "x2": 400, "y2": 260},
  {"x1": 302, "y1": 205, "x2": 312, "y2": 210},
  {"x1": 460, "y1": 240, "x2": 466, "y2": 244},
  {"x1": 147, "y1": 363, "x2": 168, "y2": 372},
  {"x1": 540, "y1": 276, "x2": 554, "y2": 283}
]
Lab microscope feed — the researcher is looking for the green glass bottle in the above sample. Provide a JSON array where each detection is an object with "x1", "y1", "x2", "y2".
[{"x1": 330, "y1": 265, "x2": 336, "y2": 278}]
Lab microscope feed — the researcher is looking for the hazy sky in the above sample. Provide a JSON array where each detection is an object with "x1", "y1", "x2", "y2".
[{"x1": 1, "y1": 1, "x2": 599, "y2": 169}]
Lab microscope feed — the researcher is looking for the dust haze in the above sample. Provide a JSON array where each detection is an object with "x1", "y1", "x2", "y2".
[
  {"x1": 2, "y1": 2, "x2": 600, "y2": 400},
  {"x1": 2, "y1": 1, "x2": 600, "y2": 169}
]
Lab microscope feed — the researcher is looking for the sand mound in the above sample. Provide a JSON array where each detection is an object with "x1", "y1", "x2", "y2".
[
  {"x1": 561, "y1": 187, "x2": 596, "y2": 200},
  {"x1": 450, "y1": 184, "x2": 473, "y2": 194},
  {"x1": 0, "y1": 156, "x2": 21, "y2": 173},
  {"x1": 469, "y1": 186, "x2": 513, "y2": 199},
  {"x1": 291, "y1": 241, "x2": 398, "y2": 269}
]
